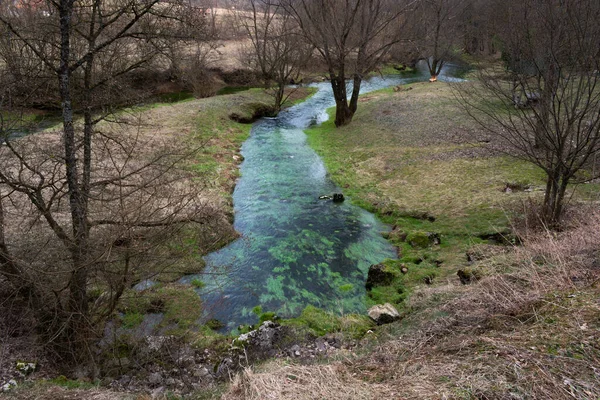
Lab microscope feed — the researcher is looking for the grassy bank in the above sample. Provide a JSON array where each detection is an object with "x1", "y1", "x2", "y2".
[
  {"x1": 223, "y1": 81, "x2": 600, "y2": 399},
  {"x1": 306, "y1": 81, "x2": 563, "y2": 304},
  {"x1": 110, "y1": 86, "x2": 319, "y2": 325}
]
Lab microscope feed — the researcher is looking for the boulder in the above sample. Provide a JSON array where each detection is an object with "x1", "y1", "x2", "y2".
[
  {"x1": 15, "y1": 361, "x2": 38, "y2": 375},
  {"x1": 1, "y1": 380, "x2": 17, "y2": 392},
  {"x1": 368, "y1": 303, "x2": 400, "y2": 325},
  {"x1": 365, "y1": 263, "x2": 395, "y2": 290}
]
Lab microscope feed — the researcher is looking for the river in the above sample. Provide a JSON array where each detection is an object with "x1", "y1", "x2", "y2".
[{"x1": 185, "y1": 62, "x2": 465, "y2": 330}]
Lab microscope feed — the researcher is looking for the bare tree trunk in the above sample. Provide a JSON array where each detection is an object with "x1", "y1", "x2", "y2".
[
  {"x1": 427, "y1": 58, "x2": 445, "y2": 81},
  {"x1": 274, "y1": 83, "x2": 285, "y2": 114},
  {"x1": 535, "y1": 61, "x2": 558, "y2": 148},
  {"x1": 332, "y1": 83, "x2": 351, "y2": 126},
  {"x1": 542, "y1": 166, "x2": 569, "y2": 227},
  {"x1": 58, "y1": 0, "x2": 90, "y2": 361},
  {"x1": 331, "y1": 72, "x2": 362, "y2": 127}
]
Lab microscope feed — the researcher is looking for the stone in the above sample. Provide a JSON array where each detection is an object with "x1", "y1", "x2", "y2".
[
  {"x1": 148, "y1": 372, "x2": 163, "y2": 386},
  {"x1": 146, "y1": 335, "x2": 177, "y2": 352},
  {"x1": 193, "y1": 367, "x2": 211, "y2": 379},
  {"x1": 365, "y1": 263, "x2": 395, "y2": 290},
  {"x1": 231, "y1": 321, "x2": 286, "y2": 364},
  {"x1": 368, "y1": 303, "x2": 400, "y2": 325},
  {"x1": 15, "y1": 361, "x2": 38, "y2": 375},
  {"x1": 1, "y1": 380, "x2": 17, "y2": 392},
  {"x1": 332, "y1": 193, "x2": 345, "y2": 203},
  {"x1": 118, "y1": 375, "x2": 131, "y2": 386},
  {"x1": 289, "y1": 344, "x2": 301, "y2": 357},
  {"x1": 151, "y1": 386, "x2": 165, "y2": 399}
]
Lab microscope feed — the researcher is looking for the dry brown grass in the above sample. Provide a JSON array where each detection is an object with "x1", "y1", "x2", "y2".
[
  {"x1": 223, "y1": 211, "x2": 600, "y2": 399},
  {"x1": 223, "y1": 362, "x2": 397, "y2": 400},
  {"x1": 6, "y1": 386, "x2": 136, "y2": 400}
]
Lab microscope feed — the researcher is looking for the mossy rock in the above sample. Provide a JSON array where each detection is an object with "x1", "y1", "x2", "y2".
[
  {"x1": 407, "y1": 231, "x2": 440, "y2": 248},
  {"x1": 365, "y1": 263, "x2": 397, "y2": 290},
  {"x1": 284, "y1": 305, "x2": 341, "y2": 336}
]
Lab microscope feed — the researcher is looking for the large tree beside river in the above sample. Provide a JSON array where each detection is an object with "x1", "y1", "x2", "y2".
[{"x1": 283, "y1": 0, "x2": 410, "y2": 127}]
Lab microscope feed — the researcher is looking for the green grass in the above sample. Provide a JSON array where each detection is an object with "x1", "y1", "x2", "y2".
[
  {"x1": 0, "y1": 109, "x2": 62, "y2": 134},
  {"x1": 156, "y1": 91, "x2": 195, "y2": 103},
  {"x1": 304, "y1": 81, "x2": 550, "y2": 308},
  {"x1": 119, "y1": 283, "x2": 203, "y2": 333},
  {"x1": 217, "y1": 86, "x2": 252, "y2": 96},
  {"x1": 46, "y1": 376, "x2": 100, "y2": 390},
  {"x1": 282, "y1": 305, "x2": 374, "y2": 339},
  {"x1": 121, "y1": 311, "x2": 144, "y2": 329},
  {"x1": 370, "y1": 63, "x2": 417, "y2": 77}
]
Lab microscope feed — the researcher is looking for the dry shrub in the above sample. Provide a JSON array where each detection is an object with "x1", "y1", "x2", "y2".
[
  {"x1": 183, "y1": 67, "x2": 224, "y2": 98},
  {"x1": 475, "y1": 207, "x2": 600, "y2": 316}
]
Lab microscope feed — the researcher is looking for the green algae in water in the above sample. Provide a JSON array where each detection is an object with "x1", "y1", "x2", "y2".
[{"x1": 189, "y1": 73, "x2": 446, "y2": 330}]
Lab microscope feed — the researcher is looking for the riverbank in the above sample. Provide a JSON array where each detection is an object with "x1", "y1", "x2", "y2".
[
  {"x1": 222, "y1": 80, "x2": 600, "y2": 398},
  {"x1": 307, "y1": 80, "x2": 552, "y2": 303},
  {"x1": 0, "y1": 87, "x2": 318, "y2": 399}
]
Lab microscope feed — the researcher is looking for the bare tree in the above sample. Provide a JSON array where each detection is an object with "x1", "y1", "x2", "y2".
[
  {"x1": 414, "y1": 0, "x2": 466, "y2": 82},
  {"x1": 457, "y1": 0, "x2": 600, "y2": 226},
  {"x1": 0, "y1": 0, "x2": 219, "y2": 369},
  {"x1": 237, "y1": 0, "x2": 312, "y2": 113},
  {"x1": 284, "y1": 0, "x2": 409, "y2": 126}
]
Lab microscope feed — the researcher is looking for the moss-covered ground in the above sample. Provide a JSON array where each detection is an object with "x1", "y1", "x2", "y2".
[{"x1": 305, "y1": 80, "x2": 598, "y2": 309}]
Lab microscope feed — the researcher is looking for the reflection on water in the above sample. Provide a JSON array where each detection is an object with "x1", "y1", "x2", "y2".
[{"x1": 187, "y1": 63, "x2": 465, "y2": 330}]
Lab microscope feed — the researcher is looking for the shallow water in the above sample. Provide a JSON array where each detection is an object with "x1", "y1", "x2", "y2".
[{"x1": 186, "y1": 63, "x2": 465, "y2": 330}]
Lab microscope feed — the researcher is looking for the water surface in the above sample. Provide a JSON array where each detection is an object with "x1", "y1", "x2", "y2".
[{"x1": 189, "y1": 63, "x2": 464, "y2": 329}]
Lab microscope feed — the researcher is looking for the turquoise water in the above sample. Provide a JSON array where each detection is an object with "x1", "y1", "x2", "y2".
[{"x1": 187, "y1": 64, "x2": 463, "y2": 329}]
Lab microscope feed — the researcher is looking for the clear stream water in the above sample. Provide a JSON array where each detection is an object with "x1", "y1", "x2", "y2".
[{"x1": 184, "y1": 63, "x2": 464, "y2": 330}]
